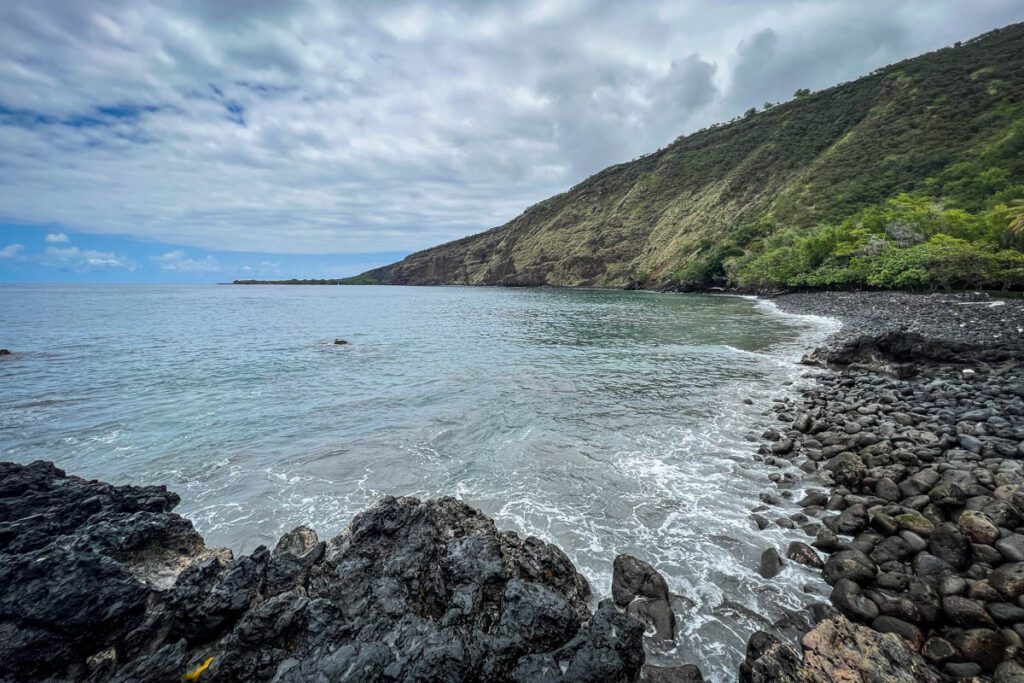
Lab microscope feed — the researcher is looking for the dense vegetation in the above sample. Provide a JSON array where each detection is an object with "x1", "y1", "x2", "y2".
[{"x1": 351, "y1": 24, "x2": 1024, "y2": 291}]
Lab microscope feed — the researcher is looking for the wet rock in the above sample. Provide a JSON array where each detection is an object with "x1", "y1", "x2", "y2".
[
  {"x1": 0, "y1": 461, "x2": 644, "y2": 682},
  {"x1": 896, "y1": 510, "x2": 935, "y2": 536},
  {"x1": 946, "y1": 661, "x2": 984, "y2": 678},
  {"x1": 959, "y1": 509, "x2": 1001, "y2": 545},
  {"x1": 640, "y1": 663, "x2": 704, "y2": 682},
  {"x1": 834, "y1": 503, "x2": 868, "y2": 534},
  {"x1": 750, "y1": 513, "x2": 770, "y2": 530},
  {"x1": 990, "y1": 563, "x2": 1024, "y2": 601},
  {"x1": 332, "y1": 339, "x2": 349, "y2": 345},
  {"x1": 759, "y1": 548, "x2": 784, "y2": 579},
  {"x1": 871, "y1": 615, "x2": 924, "y2": 650},
  {"x1": 922, "y1": 636, "x2": 957, "y2": 664},
  {"x1": 786, "y1": 541, "x2": 823, "y2": 569},
  {"x1": 831, "y1": 579, "x2": 879, "y2": 621},
  {"x1": 995, "y1": 660, "x2": 1024, "y2": 682},
  {"x1": 942, "y1": 595, "x2": 995, "y2": 627},
  {"x1": 996, "y1": 534, "x2": 1024, "y2": 562},
  {"x1": 824, "y1": 453, "x2": 866, "y2": 488},
  {"x1": 949, "y1": 628, "x2": 1006, "y2": 669},
  {"x1": 612, "y1": 553, "x2": 676, "y2": 644},
  {"x1": 823, "y1": 550, "x2": 877, "y2": 586},
  {"x1": 772, "y1": 439, "x2": 795, "y2": 455},
  {"x1": 929, "y1": 523, "x2": 971, "y2": 570},
  {"x1": 0, "y1": 349, "x2": 10, "y2": 356}
]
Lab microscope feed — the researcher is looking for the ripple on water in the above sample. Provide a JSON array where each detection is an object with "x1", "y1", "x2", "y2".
[{"x1": 0, "y1": 284, "x2": 839, "y2": 680}]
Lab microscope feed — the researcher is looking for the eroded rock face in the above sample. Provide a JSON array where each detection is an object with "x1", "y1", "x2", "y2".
[
  {"x1": 741, "y1": 616, "x2": 939, "y2": 682},
  {"x1": 0, "y1": 461, "x2": 645, "y2": 682}
]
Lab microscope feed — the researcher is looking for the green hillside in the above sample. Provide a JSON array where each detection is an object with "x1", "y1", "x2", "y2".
[{"x1": 360, "y1": 23, "x2": 1024, "y2": 291}]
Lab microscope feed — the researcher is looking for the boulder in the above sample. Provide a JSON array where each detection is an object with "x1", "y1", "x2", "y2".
[
  {"x1": 0, "y1": 461, "x2": 645, "y2": 682},
  {"x1": 823, "y1": 550, "x2": 877, "y2": 586},
  {"x1": 759, "y1": 548, "x2": 784, "y2": 579},
  {"x1": 612, "y1": 553, "x2": 677, "y2": 645},
  {"x1": 741, "y1": 616, "x2": 939, "y2": 682},
  {"x1": 786, "y1": 541, "x2": 824, "y2": 569},
  {"x1": 959, "y1": 510, "x2": 1000, "y2": 545},
  {"x1": 990, "y1": 563, "x2": 1024, "y2": 601}
]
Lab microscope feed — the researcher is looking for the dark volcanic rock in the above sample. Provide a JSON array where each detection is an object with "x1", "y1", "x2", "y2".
[
  {"x1": 758, "y1": 547, "x2": 784, "y2": 579},
  {"x1": 612, "y1": 554, "x2": 677, "y2": 646},
  {"x1": 0, "y1": 461, "x2": 646, "y2": 682}
]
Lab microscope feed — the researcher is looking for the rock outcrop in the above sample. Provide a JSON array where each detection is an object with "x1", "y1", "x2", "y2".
[
  {"x1": 740, "y1": 616, "x2": 939, "y2": 682},
  {"x1": 0, "y1": 461, "x2": 645, "y2": 682}
]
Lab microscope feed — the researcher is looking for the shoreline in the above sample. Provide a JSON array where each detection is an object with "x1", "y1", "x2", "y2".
[
  {"x1": 738, "y1": 291, "x2": 1024, "y2": 680},
  {"x1": 3, "y1": 289, "x2": 1024, "y2": 680}
]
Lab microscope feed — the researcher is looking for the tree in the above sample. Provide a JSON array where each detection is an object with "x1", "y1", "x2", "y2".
[{"x1": 793, "y1": 88, "x2": 811, "y2": 98}]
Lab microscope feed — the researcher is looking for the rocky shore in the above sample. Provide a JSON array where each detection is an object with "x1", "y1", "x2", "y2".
[
  {"x1": 4, "y1": 290, "x2": 1024, "y2": 681},
  {"x1": 739, "y1": 291, "x2": 1024, "y2": 681}
]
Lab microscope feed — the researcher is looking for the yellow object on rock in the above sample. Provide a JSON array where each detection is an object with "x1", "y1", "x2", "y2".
[{"x1": 184, "y1": 657, "x2": 214, "y2": 681}]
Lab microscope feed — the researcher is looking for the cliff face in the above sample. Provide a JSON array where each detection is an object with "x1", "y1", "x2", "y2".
[{"x1": 361, "y1": 23, "x2": 1024, "y2": 288}]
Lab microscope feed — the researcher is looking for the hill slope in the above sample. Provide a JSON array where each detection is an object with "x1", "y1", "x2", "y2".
[{"x1": 361, "y1": 24, "x2": 1024, "y2": 289}]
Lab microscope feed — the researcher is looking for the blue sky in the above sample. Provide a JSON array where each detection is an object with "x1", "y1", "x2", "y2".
[
  {"x1": 2, "y1": 1, "x2": 1023, "y2": 282},
  {"x1": 0, "y1": 223, "x2": 407, "y2": 283}
]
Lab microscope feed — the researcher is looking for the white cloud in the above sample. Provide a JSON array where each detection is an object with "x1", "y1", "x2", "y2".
[
  {"x1": 153, "y1": 250, "x2": 220, "y2": 272},
  {"x1": 44, "y1": 232, "x2": 70, "y2": 243},
  {"x1": 0, "y1": 1, "x2": 1021, "y2": 255},
  {"x1": 0, "y1": 244, "x2": 24, "y2": 259},
  {"x1": 43, "y1": 246, "x2": 132, "y2": 271}
]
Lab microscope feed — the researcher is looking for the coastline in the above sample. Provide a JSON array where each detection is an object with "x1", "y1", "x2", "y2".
[
  {"x1": 2, "y1": 289, "x2": 1024, "y2": 680},
  {"x1": 738, "y1": 291, "x2": 1024, "y2": 680}
]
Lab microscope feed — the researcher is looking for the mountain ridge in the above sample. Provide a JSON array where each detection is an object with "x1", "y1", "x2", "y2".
[{"x1": 335, "y1": 23, "x2": 1024, "y2": 290}]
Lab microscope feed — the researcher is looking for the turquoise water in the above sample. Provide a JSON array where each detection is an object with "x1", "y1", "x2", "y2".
[{"x1": 0, "y1": 284, "x2": 835, "y2": 678}]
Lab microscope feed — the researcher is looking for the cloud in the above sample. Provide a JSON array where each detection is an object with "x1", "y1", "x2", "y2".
[
  {"x1": 45, "y1": 232, "x2": 70, "y2": 243},
  {"x1": 0, "y1": 1, "x2": 1021, "y2": 255},
  {"x1": 43, "y1": 246, "x2": 133, "y2": 271},
  {"x1": 0, "y1": 244, "x2": 24, "y2": 259},
  {"x1": 153, "y1": 250, "x2": 220, "y2": 272}
]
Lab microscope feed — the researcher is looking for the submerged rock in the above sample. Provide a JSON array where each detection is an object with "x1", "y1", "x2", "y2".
[{"x1": 0, "y1": 460, "x2": 645, "y2": 682}]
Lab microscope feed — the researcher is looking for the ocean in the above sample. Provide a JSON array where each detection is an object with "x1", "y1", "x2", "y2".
[{"x1": 0, "y1": 283, "x2": 838, "y2": 678}]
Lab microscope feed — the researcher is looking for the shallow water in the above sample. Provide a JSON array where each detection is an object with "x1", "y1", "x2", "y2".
[{"x1": 0, "y1": 284, "x2": 837, "y2": 679}]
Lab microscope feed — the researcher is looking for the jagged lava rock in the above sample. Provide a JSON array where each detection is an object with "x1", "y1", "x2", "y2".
[{"x1": 0, "y1": 460, "x2": 646, "y2": 682}]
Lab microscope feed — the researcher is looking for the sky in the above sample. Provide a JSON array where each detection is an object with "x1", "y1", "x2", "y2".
[{"x1": 2, "y1": 1, "x2": 1023, "y2": 283}]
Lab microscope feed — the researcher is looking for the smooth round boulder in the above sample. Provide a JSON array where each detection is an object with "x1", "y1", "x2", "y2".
[
  {"x1": 942, "y1": 595, "x2": 995, "y2": 627},
  {"x1": 871, "y1": 615, "x2": 924, "y2": 650},
  {"x1": 929, "y1": 523, "x2": 970, "y2": 570},
  {"x1": 831, "y1": 578, "x2": 879, "y2": 622},
  {"x1": 949, "y1": 628, "x2": 1006, "y2": 669},
  {"x1": 990, "y1": 563, "x2": 1024, "y2": 601},
  {"x1": 823, "y1": 550, "x2": 877, "y2": 586},
  {"x1": 959, "y1": 510, "x2": 1000, "y2": 545},
  {"x1": 786, "y1": 541, "x2": 823, "y2": 569}
]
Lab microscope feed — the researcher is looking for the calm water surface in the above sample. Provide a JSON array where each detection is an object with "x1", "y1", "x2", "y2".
[{"x1": 0, "y1": 284, "x2": 837, "y2": 679}]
